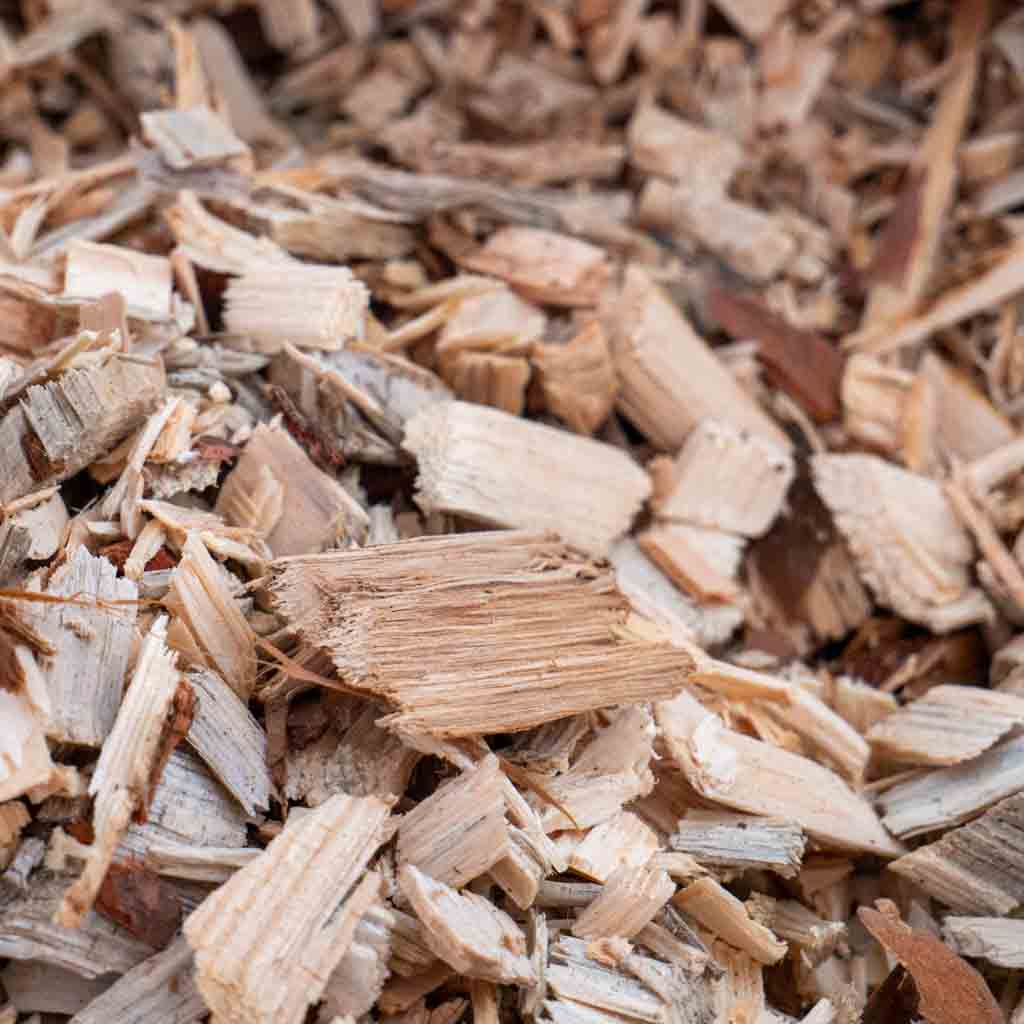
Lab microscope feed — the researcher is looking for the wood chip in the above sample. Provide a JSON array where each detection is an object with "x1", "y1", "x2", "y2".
[
  {"x1": 141, "y1": 107, "x2": 249, "y2": 170},
  {"x1": 404, "y1": 400, "x2": 649, "y2": 556},
  {"x1": 572, "y1": 864, "x2": 675, "y2": 940},
  {"x1": 184, "y1": 794, "x2": 393, "y2": 1024},
  {"x1": 669, "y1": 812, "x2": 806, "y2": 878},
  {"x1": 942, "y1": 916, "x2": 1024, "y2": 969},
  {"x1": 271, "y1": 532, "x2": 694, "y2": 736},
  {"x1": 601, "y1": 266, "x2": 788, "y2": 451}
]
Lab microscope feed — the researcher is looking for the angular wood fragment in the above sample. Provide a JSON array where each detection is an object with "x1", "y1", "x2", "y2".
[
  {"x1": 712, "y1": 0, "x2": 791, "y2": 39},
  {"x1": 145, "y1": 843, "x2": 259, "y2": 884},
  {"x1": 141, "y1": 107, "x2": 248, "y2": 170},
  {"x1": 59, "y1": 616, "x2": 183, "y2": 927},
  {"x1": 0, "y1": 663, "x2": 60, "y2": 804},
  {"x1": 0, "y1": 342, "x2": 165, "y2": 505},
  {"x1": 674, "y1": 878, "x2": 786, "y2": 964},
  {"x1": 62, "y1": 240, "x2": 173, "y2": 322},
  {"x1": 0, "y1": 289, "x2": 56, "y2": 356},
  {"x1": 0, "y1": 873, "x2": 155, "y2": 978},
  {"x1": 0, "y1": 488, "x2": 67, "y2": 583},
  {"x1": 0, "y1": 961, "x2": 110, "y2": 1017},
  {"x1": 628, "y1": 104, "x2": 743, "y2": 192},
  {"x1": 216, "y1": 422, "x2": 367, "y2": 556},
  {"x1": 748, "y1": 894, "x2": 845, "y2": 964},
  {"x1": 185, "y1": 667, "x2": 270, "y2": 815},
  {"x1": 649, "y1": 419, "x2": 794, "y2": 537},
  {"x1": 271, "y1": 532, "x2": 694, "y2": 736},
  {"x1": 165, "y1": 532, "x2": 256, "y2": 701},
  {"x1": 889, "y1": 791, "x2": 1024, "y2": 913},
  {"x1": 458, "y1": 228, "x2": 609, "y2": 308},
  {"x1": 119, "y1": 749, "x2": 248, "y2": 861},
  {"x1": 868, "y1": 685, "x2": 1024, "y2": 766},
  {"x1": 942, "y1": 917, "x2": 1024, "y2": 969},
  {"x1": 223, "y1": 264, "x2": 369, "y2": 353},
  {"x1": 812, "y1": 454, "x2": 990, "y2": 631},
  {"x1": 27, "y1": 548, "x2": 136, "y2": 749},
  {"x1": 446, "y1": 351, "x2": 531, "y2": 416},
  {"x1": 573, "y1": 865, "x2": 675, "y2": 941},
  {"x1": 601, "y1": 266, "x2": 788, "y2": 451},
  {"x1": 400, "y1": 864, "x2": 533, "y2": 984},
  {"x1": 568, "y1": 811, "x2": 661, "y2": 883},
  {"x1": 184, "y1": 794, "x2": 393, "y2": 1024},
  {"x1": 656, "y1": 691, "x2": 903, "y2": 856},
  {"x1": 670, "y1": 812, "x2": 805, "y2": 878},
  {"x1": 397, "y1": 755, "x2": 509, "y2": 888},
  {"x1": 322, "y1": 904, "x2": 394, "y2": 1020},
  {"x1": 859, "y1": 900, "x2": 1002, "y2": 1024},
  {"x1": 638, "y1": 524, "x2": 742, "y2": 604},
  {"x1": 879, "y1": 736, "x2": 1024, "y2": 838},
  {"x1": 532, "y1": 321, "x2": 618, "y2": 435},
  {"x1": 404, "y1": 401, "x2": 648, "y2": 557}
]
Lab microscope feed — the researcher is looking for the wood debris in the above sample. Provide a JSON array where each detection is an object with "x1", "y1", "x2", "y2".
[
  {"x1": 4, "y1": 2, "x2": 1024, "y2": 1020},
  {"x1": 184, "y1": 794, "x2": 393, "y2": 1024}
]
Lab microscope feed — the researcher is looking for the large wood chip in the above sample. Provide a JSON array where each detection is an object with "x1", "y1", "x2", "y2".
[
  {"x1": 573, "y1": 864, "x2": 675, "y2": 940},
  {"x1": 271, "y1": 532, "x2": 695, "y2": 736},
  {"x1": 942, "y1": 917, "x2": 1024, "y2": 969}
]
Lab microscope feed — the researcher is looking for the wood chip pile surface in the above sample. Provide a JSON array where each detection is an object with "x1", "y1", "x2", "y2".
[{"x1": 3, "y1": 1, "x2": 1024, "y2": 1022}]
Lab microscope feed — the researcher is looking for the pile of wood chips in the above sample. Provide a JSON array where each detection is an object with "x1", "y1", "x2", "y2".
[{"x1": 6, "y1": 0, "x2": 1024, "y2": 1022}]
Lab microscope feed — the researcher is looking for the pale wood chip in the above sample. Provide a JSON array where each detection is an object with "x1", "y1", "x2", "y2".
[
  {"x1": 62, "y1": 240, "x2": 173, "y2": 322},
  {"x1": 397, "y1": 754, "x2": 509, "y2": 888},
  {"x1": 943, "y1": 916, "x2": 1024, "y2": 969},
  {"x1": 573, "y1": 864, "x2": 675, "y2": 940},
  {"x1": 568, "y1": 811, "x2": 662, "y2": 883},
  {"x1": 271, "y1": 532, "x2": 694, "y2": 736},
  {"x1": 669, "y1": 812, "x2": 805, "y2": 878},
  {"x1": 184, "y1": 794, "x2": 394, "y2": 1024},
  {"x1": 399, "y1": 863, "x2": 534, "y2": 984},
  {"x1": 323, "y1": 904, "x2": 395, "y2": 1019}
]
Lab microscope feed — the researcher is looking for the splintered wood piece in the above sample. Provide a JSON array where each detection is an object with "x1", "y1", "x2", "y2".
[
  {"x1": 546, "y1": 934, "x2": 669, "y2": 1022},
  {"x1": 459, "y1": 227, "x2": 610, "y2": 308},
  {"x1": 58, "y1": 616, "x2": 182, "y2": 927},
  {"x1": 943, "y1": 917, "x2": 1024, "y2": 969},
  {"x1": 674, "y1": 878, "x2": 786, "y2": 964},
  {"x1": 165, "y1": 532, "x2": 256, "y2": 701},
  {"x1": 118, "y1": 749, "x2": 248, "y2": 862},
  {"x1": 707, "y1": 285, "x2": 844, "y2": 423},
  {"x1": 840, "y1": 354, "x2": 914, "y2": 454},
  {"x1": 0, "y1": 289, "x2": 56, "y2": 356},
  {"x1": 141, "y1": 107, "x2": 248, "y2": 170},
  {"x1": 707, "y1": 940, "x2": 766, "y2": 1024},
  {"x1": 30, "y1": 546, "x2": 137, "y2": 747},
  {"x1": 184, "y1": 794, "x2": 394, "y2": 1024},
  {"x1": 397, "y1": 754, "x2": 509, "y2": 888},
  {"x1": 530, "y1": 705, "x2": 656, "y2": 833},
  {"x1": 568, "y1": 811, "x2": 661, "y2": 883},
  {"x1": 867, "y1": 685, "x2": 1024, "y2": 766},
  {"x1": 270, "y1": 532, "x2": 695, "y2": 736},
  {"x1": 445, "y1": 351, "x2": 531, "y2": 416},
  {"x1": 145, "y1": 843, "x2": 259, "y2": 884},
  {"x1": 656, "y1": 691, "x2": 903, "y2": 857},
  {"x1": 648, "y1": 418, "x2": 794, "y2": 537},
  {"x1": 322, "y1": 904, "x2": 394, "y2": 1019},
  {"x1": 888, "y1": 791, "x2": 1024, "y2": 913},
  {"x1": 185, "y1": 667, "x2": 270, "y2": 815},
  {"x1": 437, "y1": 286, "x2": 546, "y2": 355},
  {"x1": 0, "y1": 344, "x2": 165, "y2": 504},
  {"x1": 0, "y1": 666, "x2": 59, "y2": 803},
  {"x1": 610, "y1": 537, "x2": 743, "y2": 649},
  {"x1": 572, "y1": 865, "x2": 675, "y2": 940},
  {"x1": 601, "y1": 265, "x2": 788, "y2": 451},
  {"x1": 69, "y1": 936, "x2": 205, "y2": 1024},
  {"x1": 859, "y1": 900, "x2": 1002, "y2": 1024},
  {"x1": 62, "y1": 241, "x2": 173, "y2": 322},
  {"x1": 400, "y1": 864, "x2": 534, "y2": 984},
  {"x1": 812, "y1": 454, "x2": 990, "y2": 631},
  {"x1": 532, "y1": 320, "x2": 618, "y2": 435},
  {"x1": 216, "y1": 422, "x2": 368, "y2": 556},
  {"x1": 862, "y1": 1, "x2": 988, "y2": 329},
  {"x1": 0, "y1": 873, "x2": 155, "y2": 979},
  {"x1": 0, "y1": 488, "x2": 68, "y2": 583},
  {"x1": 637, "y1": 182, "x2": 796, "y2": 284},
  {"x1": 627, "y1": 104, "x2": 743, "y2": 192},
  {"x1": 223, "y1": 264, "x2": 369, "y2": 352},
  {"x1": 669, "y1": 812, "x2": 805, "y2": 878},
  {"x1": 403, "y1": 400, "x2": 649, "y2": 557},
  {"x1": 749, "y1": 894, "x2": 845, "y2": 964},
  {"x1": 878, "y1": 736, "x2": 1024, "y2": 838},
  {"x1": 637, "y1": 523, "x2": 743, "y2": 604}
]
